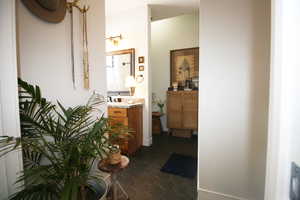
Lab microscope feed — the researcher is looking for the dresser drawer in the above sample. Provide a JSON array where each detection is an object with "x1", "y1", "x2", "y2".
[{"x1": 108, "y1": 107, "x2": 127, "y2": 117}]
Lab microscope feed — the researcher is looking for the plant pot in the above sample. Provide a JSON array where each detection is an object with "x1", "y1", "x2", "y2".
[
  {"x1": 109, "y1": 149, "x2": 122, "y2": 165},
  {"x1": 86, "y1": 179, "x2": 108, "y2": 200}
]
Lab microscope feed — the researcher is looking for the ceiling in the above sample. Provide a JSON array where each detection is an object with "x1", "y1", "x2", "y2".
[{"x1": 106, "y1": 0, "x2": 199, "y2": 21}]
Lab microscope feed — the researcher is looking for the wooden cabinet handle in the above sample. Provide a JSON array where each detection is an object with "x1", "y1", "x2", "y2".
[{"x1": 114, "y1": 111, "x2": 122, "y2": 114}]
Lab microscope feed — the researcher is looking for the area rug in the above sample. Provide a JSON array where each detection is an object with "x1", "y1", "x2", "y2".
[{"x1": 161, "y1": 153, "x2": 197, "y2": 179}]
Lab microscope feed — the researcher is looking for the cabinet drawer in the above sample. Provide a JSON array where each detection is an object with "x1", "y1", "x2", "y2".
[
  {"x1": 110, "y1": 117, "x2": 129, "y2": 126},
  {"x1": 108, "y1": 107, "x2": 127, "y2": 117}
]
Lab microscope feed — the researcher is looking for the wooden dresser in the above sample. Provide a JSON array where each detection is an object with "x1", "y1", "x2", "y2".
[
  {"x1": 167, "y1": 91, "x2": 198, "y2": 137},
  {"x1": 108, "y1": 105, "x2": 143, "y2": 155}
]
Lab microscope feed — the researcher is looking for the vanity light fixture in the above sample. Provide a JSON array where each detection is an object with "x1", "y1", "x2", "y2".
[{"x1": 106, "y1": 34, "x2": 122, "y2": 46}]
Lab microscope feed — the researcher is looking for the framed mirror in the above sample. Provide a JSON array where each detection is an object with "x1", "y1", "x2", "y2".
[{"x1": 106, "y1": 48, "x2": 135, "y2": 95}]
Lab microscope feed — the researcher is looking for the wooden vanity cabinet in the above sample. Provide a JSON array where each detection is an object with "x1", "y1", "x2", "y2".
[
  {"x1": 167, "y1": 91, "x2": 198, "y2": 137},
  {"x1": 108, "y1": 105, "x2": 143, "y2": 155}
]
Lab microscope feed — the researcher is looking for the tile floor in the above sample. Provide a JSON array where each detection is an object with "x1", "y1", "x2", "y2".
[{"x1": 118, "y1": 134, "x2": 198, "y2": 200}]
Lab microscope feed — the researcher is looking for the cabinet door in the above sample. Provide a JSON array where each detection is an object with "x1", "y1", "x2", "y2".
[
  {"x1": 182, "y1": 92, "x2": 198, "y2": 129},
  {"x1": 167, "y1": 92, "x2": 182, "y2": 129},
  {"x1": 128, "y1": 106, "x2": 143, "y2": 154},
  {"x1": 109, "y1": 116, "x2": 129, "y2": 154},
  {"x1": 110, "y1": 117, "x2": 129, "y2": 126}
]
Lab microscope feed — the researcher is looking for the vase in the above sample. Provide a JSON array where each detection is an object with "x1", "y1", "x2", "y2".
[
  {"x1": 159, "y1": 107, "x2": 164, "y2": 114},
  {"x1": 160, "y1": 114, "x2": 168, "y2": 132}
]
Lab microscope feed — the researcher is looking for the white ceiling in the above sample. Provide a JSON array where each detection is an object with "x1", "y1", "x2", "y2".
[{"x1": 106, "y1": 0, "x2": 199, "y2": 21}]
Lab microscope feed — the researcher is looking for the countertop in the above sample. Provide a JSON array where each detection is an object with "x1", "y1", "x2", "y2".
[{"x1": 107, "y1": 102, "x2": 143, "y2": 108}]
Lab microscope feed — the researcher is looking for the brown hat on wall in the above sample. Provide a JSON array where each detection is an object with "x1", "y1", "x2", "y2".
[{"x1": 21, "y1": 0, "x2": 67, "y2": 23}]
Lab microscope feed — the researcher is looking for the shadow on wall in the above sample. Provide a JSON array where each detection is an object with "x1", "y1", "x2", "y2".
[
  {"x1": 248, "y1": 0, "x2": 270, "y2": 198},
  {"x1": 150, "y1": 4, "x2": 198, "y2": 21}
]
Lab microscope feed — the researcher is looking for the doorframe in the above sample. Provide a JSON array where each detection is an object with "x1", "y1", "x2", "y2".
[
  {"x1": 196, "y1": 0, "x2": 292, "y2": 199},
  {"x1": 0, "y1": 0, "x2": 23, "y2": 198},
  {"x1": 5, "y1": 0, "x2": 295, "y2": 198},
  {"x1": 264, "y1": 0, "x2": 299, "y2": 199}
]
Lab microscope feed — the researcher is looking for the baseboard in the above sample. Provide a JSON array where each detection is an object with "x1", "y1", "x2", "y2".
[
  {"x1": 198, "y1": 188, "x2": 249, "y2": 200},
  {"x1": 143, "y1": 134, "x2": 152, "y2": 146}
]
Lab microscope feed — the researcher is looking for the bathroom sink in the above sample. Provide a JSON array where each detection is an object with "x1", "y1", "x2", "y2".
[{"x1": 107, "y1": 102, "x2": 142, "y2": 108}]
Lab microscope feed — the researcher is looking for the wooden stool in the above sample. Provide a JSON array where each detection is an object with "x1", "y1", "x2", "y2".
[{"x1": 98, "y1": 156, "x2": 130, "y2": 200}]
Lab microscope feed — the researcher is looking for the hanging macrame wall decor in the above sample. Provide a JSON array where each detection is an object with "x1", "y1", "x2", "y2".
[{"x1": 67, "y1": 0, "x2": 90, "y2": 89}]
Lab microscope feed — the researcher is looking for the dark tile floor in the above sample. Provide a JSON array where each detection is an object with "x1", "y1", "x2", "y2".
[{"x1": 118, "y1": 134, "x2": 198, "y2": 200}]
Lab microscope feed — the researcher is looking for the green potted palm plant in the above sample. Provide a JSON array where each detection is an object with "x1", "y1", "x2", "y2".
[{"x1": 0, "y1": 79, "x2": 115, "y2": 200}]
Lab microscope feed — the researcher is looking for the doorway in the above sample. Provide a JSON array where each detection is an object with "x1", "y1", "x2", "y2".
[
  {"x1": 150, "y1": 12, "x2": 200, "y2": 198},
  {"x1": 105, "y1": 1, "x2": 199, "y2": 200}
]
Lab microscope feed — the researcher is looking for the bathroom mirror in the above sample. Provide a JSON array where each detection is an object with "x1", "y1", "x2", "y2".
[{"x1": 106, "y1": 48, "x2": 135, "y2": 95}]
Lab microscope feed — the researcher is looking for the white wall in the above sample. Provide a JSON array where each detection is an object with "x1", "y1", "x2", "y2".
[
  {"x1": 151, "y1": 13, "x2": 199, "y2": 105},
  {"x1": 17, "y1": 0, "x2": 107, "y2": 109},
  {"x1": 0, "y1": 0, "x2": 23, "y2": 198},
  {"x1": 106, "y1": 5, "x2": 152, "y2": 146},
  {"x1": 265, "y1": 0, "x2": 300, "y2": 199},
  {"x1": 1, "y1": 0, "x2": 21, "y2": 139},
  {"x1": 284, "y1": 0, "x2": 300, "y2": 170},
  {"x1": 198, "y1": 0, "x2": 270, "y2": 199}
]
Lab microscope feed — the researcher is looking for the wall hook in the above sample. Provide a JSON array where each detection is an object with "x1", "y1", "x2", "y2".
[{"x1": 67, "y1": 0, "x2": 89, "y2": 13}]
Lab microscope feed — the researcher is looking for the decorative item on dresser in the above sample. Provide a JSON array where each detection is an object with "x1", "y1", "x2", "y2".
[
  {"x1": 170, "y1": 47, "x2": 199, "y2": 88},
  {"x1": 108, "y1": 105, "x2": 143, "y2": 155},
  {"x1": 167, "y1": 90, "x2": 198, "y2": 138}
]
